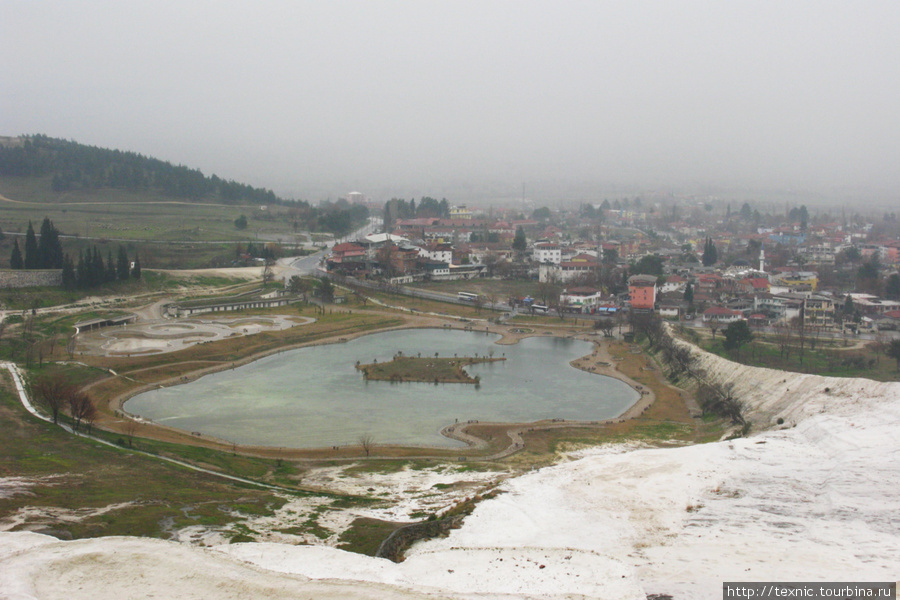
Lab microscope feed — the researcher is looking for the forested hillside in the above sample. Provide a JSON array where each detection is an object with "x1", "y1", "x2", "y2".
[
  {"x1": 0, "y1": 134, "x2": 282, "y2": 204},
  {"x1": 0, "y1": 135, "x2": 368, "y2": 237}
]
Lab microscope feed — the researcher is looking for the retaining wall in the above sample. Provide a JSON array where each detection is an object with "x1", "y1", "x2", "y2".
[{"x1": 0, "y1": 269, "x2": 63, "y2": 289}]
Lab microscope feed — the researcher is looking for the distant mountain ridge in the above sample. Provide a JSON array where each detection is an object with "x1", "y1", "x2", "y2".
[{"x1": 0, "y1": 134, "x2": 282, "y2": 206}]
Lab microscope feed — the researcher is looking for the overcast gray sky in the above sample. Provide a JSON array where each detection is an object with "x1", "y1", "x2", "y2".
[{"x1": 3, "y1": 1, "x2": 900, "y2": 203}]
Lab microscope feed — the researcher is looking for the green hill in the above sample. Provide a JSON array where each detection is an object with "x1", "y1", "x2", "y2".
[
  {"x1": 0, "y1": 134, "x2": 280, "y2": 205},
  {"x1": 0, "y1": 135, "x2": 368, "y2": 247}
]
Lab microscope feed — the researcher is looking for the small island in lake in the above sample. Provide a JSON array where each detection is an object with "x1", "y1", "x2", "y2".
[{"x1": 356, "y1": 355, "x2": 505, "y2": 384}]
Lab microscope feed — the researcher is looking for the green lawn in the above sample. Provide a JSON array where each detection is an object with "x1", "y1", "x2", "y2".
[
  {"x1": 695, "y1": 332, "x2": 900, "y2": 381},
  {"x1": 0, "y1": 372, "x2": 294, "y2": 541}
]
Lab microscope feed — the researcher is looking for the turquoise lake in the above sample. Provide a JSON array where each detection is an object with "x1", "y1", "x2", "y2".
[{"x1": 125, "y1": 329, "x2": 639, "y2": 448}]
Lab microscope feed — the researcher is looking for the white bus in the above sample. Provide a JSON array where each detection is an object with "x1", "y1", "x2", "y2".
[
  {"x1": 531, "y1": 304, "x2": 550, "y2": 314},
  {"x1": 457, "y1": 291, "x2": 479, "y2": 302}
]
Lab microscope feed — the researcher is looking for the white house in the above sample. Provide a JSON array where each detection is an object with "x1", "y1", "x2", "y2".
[{"x1": 533, "y1": 242, "x2": 562, "y2": 265}]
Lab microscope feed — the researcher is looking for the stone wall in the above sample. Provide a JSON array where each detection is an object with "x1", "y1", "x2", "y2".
[{"x1": 0, "y1": 269, "x2": 63, "y2": 289}]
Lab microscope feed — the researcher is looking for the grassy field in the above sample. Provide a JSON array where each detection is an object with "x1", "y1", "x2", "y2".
[
  {"x1": 678, "y1": 326, "x2": 900, "y2": 381},
  {"x1": 410, "y1": 279, "x2": 548, "y2": 303},
  {"x1": 0, "y1": 175, "x2": 304, "y2": 242},
  {"x1": 0, "y1": 370, "x2": 294, "y2": 541},
  {"x1": 0, "y1": 176, "x2": 313, "y2": 272},
  {"x1": 0, "y1": 367, "x2": 416, "y2": 552}
]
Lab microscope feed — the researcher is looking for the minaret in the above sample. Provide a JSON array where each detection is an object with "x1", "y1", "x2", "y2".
[{"x1": 759, "y1": 244, "x2": 766, "y2": 273}]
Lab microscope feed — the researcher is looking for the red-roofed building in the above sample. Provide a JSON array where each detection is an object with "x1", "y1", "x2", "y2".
[
  {"x1": 331, "y1": 242, "x2": 366, "y2": 258},
  {"x1": 740, "y1": 277, "x2": 771, "y2": 293},
  {"x1": 327, "y1": 242, "x2": 368, "y2": 273}
]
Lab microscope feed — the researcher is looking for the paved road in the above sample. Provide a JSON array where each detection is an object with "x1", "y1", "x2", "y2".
[{"x1": 279, "y1": 217, "x2": 380, "y2": 278}]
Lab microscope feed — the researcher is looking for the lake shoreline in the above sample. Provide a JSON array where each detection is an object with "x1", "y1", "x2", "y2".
[{"x1": 109, "y1": 314, "x2": 656, "y2": 460}]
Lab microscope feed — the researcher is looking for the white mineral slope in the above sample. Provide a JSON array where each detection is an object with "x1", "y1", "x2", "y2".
[
  {"x1": 2, "y1": 344, "x2": 900, "y2": 599},
  {"x1": 0, "y1": 532, "x2": 459, "y2": 600},
  {"x1": 401, "y1": 344, "x2": 900, "y2": 598}
]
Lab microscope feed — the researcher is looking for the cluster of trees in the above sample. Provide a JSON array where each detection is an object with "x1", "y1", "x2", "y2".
[
  {"x1": 63, "y1": 246, "x2": 141, "y2": 290},
  {"x1": 9, "y1": 218, "x2": 64, "y2": 270},
  {"x1": 7, "y1": 218, "x2": 140, "y2": 289},
  {"x1": 382, "y1": 197, "x2": 450, "y2": 229},
  {"x1": 787, "y1": 205, "x2": 809, "y2": 229},
  {"x1": 33, "y1": 376, "x2": 97, "y2": 433},
  {"x1": 701, "y1": 237, "x2": 718, "y2": 266},
  {"x1": 579, "y1": 203, "x2": 605, "y2": 220}
]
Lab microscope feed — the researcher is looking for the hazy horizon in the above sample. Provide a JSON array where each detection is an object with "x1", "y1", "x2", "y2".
[{"x1": 3, "y1": 1, "x2": 900, "y2": 206}]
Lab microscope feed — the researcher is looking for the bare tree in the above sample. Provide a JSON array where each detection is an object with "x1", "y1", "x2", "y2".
[
  {"x1": 124, "y1": 419, "x2": 139, "y2": 447},
  {"x1": 33, "y1": 377, "x2": 77, "y2": 424},
  {"x1": 66, "y1": 335, "x2": 77, "y2": 360},
  {"x1": 83, "y1": 400, "x2": 99, "y2": 435},
  {"x1": 68, "y1": 391, "x2": 95, "y2": 433},
  {"x1": 594, "y1": 318, "x2": 615, "y2": 338},
  {"x1": 358, "y1": 434, "x2": 374, "y2": 457},
  {"x1": 705, "y1": 320, "x2": 720, "y2": 340}
]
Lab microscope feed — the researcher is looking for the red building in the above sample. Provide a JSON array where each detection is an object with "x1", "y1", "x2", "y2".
[{"x1": 628, "y1": 274, "x2": 658, "y2": 311}]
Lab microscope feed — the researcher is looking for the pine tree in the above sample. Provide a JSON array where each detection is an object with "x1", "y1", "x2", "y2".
[
  {"x1": 10, "y1": 239, "x2": 24, "y2": 269},
  {"x1": 131, "y1": 253, "x2": 141, "y2": 279},
  {"x1": 24, "y1": 221, "x2": 38, "y2": 268}
]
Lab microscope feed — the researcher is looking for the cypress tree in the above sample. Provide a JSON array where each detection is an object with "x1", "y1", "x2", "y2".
[
  {"x1": 24, "y1": 221, "x2": 38, "y2": 268},
  {"x1": 10, "y1": 239, "x2": 23, "y2": 269},
  {"x1": 106, "y1": 250, "x2": 116, "y2": 283},
  {"x1": 38, "y1": 217, "x2": 64, "y2": 268},
  {"x1": 61, "y1": 254, "x2": 76, "y2": 290},
  {"x1": 76, "y1": 249, "x2": 88, "y2": 288},
  {"x1": 131, "y1": 253, "x2": 142, "y2": 279},
  {"x1": 702, "y1": 237, "x2": 718, "y2": 267},
  {"x1": 91, "y1": 247, "x2": 104, "y2": 286},
  {"x1": 116, "y1": 246, "x2": 130, "y2": 280}
]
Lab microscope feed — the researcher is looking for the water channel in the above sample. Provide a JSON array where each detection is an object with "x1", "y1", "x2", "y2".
[{"x1": 125, "y1": 329, "x2": 640, "y2": 448}]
